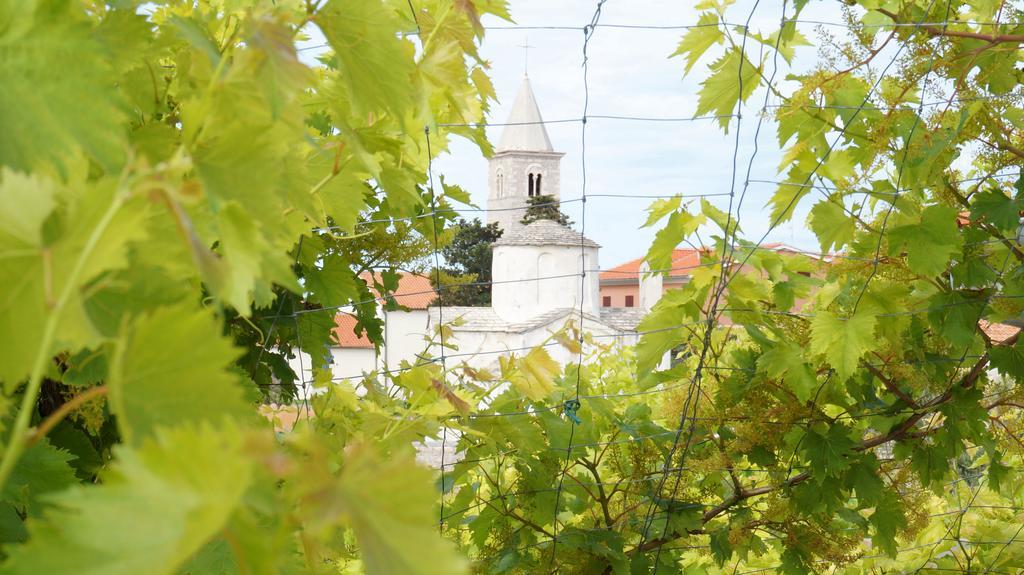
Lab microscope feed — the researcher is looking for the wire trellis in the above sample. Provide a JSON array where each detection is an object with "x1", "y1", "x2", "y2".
[{"x1": 277, "y1": 2, "x2": 1024, "y2": 572}]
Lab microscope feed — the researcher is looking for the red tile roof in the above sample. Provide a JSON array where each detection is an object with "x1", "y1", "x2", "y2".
[
  {"x1": 332, "y1": 314, "x2": 374, "y2": 349},
  {"x1": 359, "y1": 272, "x2": 437, "y2": 309},
  {"x1": 600, "y1": 249, "x2": 702, "y2": 282},
  {"x1": 979, "y1": 319, "x2": 1021, "y2": 345},
  {"x1": 331, "y1": 273, "x2": 437, "y2": 349}
]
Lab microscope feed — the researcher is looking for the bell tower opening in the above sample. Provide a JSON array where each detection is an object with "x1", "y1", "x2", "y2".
[{"x1": 485, "y1": 76, "x2": 564, "y2": 232}]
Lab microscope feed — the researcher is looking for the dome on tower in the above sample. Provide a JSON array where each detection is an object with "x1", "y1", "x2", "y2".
[{"x1": 493, "y1": 219, "x2": 600, "y2": 248}]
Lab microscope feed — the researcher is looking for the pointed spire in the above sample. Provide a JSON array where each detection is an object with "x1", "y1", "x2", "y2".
[{"x1": 496, "y1": 76, "x2": 554, "y2": 153}]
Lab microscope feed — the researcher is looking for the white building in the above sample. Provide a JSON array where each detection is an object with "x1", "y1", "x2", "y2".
[{"x1": 296, "y1": 76, "x2": 647, "y2": 389}]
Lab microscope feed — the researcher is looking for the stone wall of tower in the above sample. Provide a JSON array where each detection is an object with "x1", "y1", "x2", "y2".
[{"x1": 487, "y1": 150, "x2": 564, "y2": 233}]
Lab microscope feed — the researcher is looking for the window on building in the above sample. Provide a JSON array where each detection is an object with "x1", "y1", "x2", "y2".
[
  {"x1": 602, "y1": 295, "x2": 611, "y2": 307},
  {"x1": 528, "y1": 173, "x2": 535, "y2": 196},
  {"x1": 536, "y1": 173, "x2": 542, "y2": 195},
  {"x1": 625, "y1": 295, "x2": 635, "y2": 307},
  {"x1": 496, "y1": 171, "x2": 504, "y2": 198}
]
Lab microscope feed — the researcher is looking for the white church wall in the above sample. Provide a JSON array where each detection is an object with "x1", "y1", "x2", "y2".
[
  {"x1": 492, "y1": 244, "x2": 600, "y2": 322},
  {"x1": 382, "y1": 309, "x2": 431, "y2": 371}
]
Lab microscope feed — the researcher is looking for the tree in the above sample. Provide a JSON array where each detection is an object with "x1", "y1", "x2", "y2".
[
  {"x1": 0, "y1": 0, "x2": 508, "y2": 573},
  {"x1": 521, "y1": 194, "x2": 574, "y2": 226},
  {"x1": 440, "y1": 1, "x2": 1024, "y2": 573},
  {"x1": 434, "y1": 218, "x2": 503, "y2": 306}
]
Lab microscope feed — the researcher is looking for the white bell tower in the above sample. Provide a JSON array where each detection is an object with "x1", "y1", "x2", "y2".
[{"x1": 487, "y1": 76, "x2": 564, "y2": 233}]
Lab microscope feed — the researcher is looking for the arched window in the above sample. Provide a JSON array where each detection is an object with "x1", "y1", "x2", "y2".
[
  {"x1": 536, "y1": 173, "x2": 542, "y2": 195},
  {"x1": 496, "y1": 170, "x2": 504, "y2": 198},
  {"x1": 528, "y1": 173, "x2": 535, "y2": 196}
]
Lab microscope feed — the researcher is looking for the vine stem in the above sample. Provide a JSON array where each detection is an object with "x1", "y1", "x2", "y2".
[
  {"x1": 27, "y1": 385, "x2": 109, "y2": 448},
  {"x1": 0, "y1": 190, "x2": 126, "y2": 493}
]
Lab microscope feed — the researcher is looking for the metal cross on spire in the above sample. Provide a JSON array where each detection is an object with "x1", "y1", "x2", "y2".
[{"x1": 518, "y1": 36, "x2": 534, "y2": 76}]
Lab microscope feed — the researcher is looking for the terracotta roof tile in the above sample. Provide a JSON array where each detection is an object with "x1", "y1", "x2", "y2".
[
  {"x1": 331, "y1": 273, "x2": 436, "y2": 349},
  {"x1": 979, "y1": 319, "x2": 1021, "y2": 345},
  {"x1": 332, "y1": 314, "x2": 374, "y2": 349},
  {"x1": 358, "y1": 272, "x2": 437, "y2": 310},
  {"x1": 599, "y1": 249, "x2": 702, "y2": 281}
]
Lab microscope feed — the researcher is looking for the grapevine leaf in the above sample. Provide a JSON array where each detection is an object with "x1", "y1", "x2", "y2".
[
  {"x1": 844, "y1": 454, "x2": 883, "y2": 508},
  {"x1": 990, "y1": 337, "x2": 1024, "y2": 378},
  {"x1": 803, "y1": 425, "x2": 856, "y2": 479},
  {"x1": 767, "y1": 167, "x2": 812, "y2": 224},
  {"x1": 809, "y1": 311, "x2": 876, "y2": 381},
  {"x1": 888, "y1": 204, "x2": 962, "y2": 277},
  {"x1": 317, "y1": 0, "x2": 416, "y2": 117},
  {"x1": 695, "y1": 48, "x2": 761, "y2": 131},
  {"x1": 336, "y1": 445, "x2": 468, "y2": 575},
  {"x1": 108, "y1": 305, "x2": 252, "y2": 445},
  {"x1": 0, "y1": 440, "x2": 77, "y2": 516},
  {"x1": 927, "y1": 291, "x2": 987, "y2": 348},
  {"x1": 970, "y1": 188, "x2": 1021, "y2": 231},
  {"x1": 501, "y1": 347, "x2": 559, "y2": 401},
  {"x1": 701, "y1": 198, "x2": 739, "y2": 235},
  {"x1": 670, "y1": 12, "x2": 723, "y2": 75},
  {"x1": 0, "y1": 425, "x2": 252, "y2": 575},
  {"x1": 869, "y1": 491, "x2": 906, "y2": 557},
  {"x1": 808, "y1": 199, "x2": 855, "y2": 253},
  {"x1": 0, "y1": 1, "x2": 126, "y2": 171},
  {"x1": 757, "y1": 340, "x2": 817, "y2": 402},
  {"x1": 0, "y1": 170, "x2": 147, "y2": 387},
  {"x1": 642, "y1": 196, "x2": 682, "y2": 228},
  {"x1": 644, "y1": 209, "x2": 705, "y2": 275}
]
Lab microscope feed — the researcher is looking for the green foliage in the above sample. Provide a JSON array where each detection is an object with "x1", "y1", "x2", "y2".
[
  {"x1": 3, "y1": 0, "x2": 1024, "y2": 573},
  {"x1": 0, "y1": 0, "x2": 508, "y2": 572},
  {"x1": 520, "y1": 194, "x2": 574, "y2": 227},
  {"x1": 434, "y1": 218, "x2": 503, "y2": 306},
  {"x1": 457, "y1": 0, "x2": 1024, "y2": 572}
]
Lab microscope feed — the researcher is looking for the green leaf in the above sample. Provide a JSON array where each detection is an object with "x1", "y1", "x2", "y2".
[
  {"x1": 767, "y1": 167, "x2": 812, "y2": 224},
  {"x1": 927, "y1": 291, "x2": 986, "y2": 348},
  {"x1": 644, "y1": 209, "x2": 705, "y2": 274},
  {"x1": 888, "y1": 204, "x2": 963, "y2": 277},
  {"x1": 0, "y1": 170, "x2": 147, "y2": 387},
  {"x1": 808, "y1": 199, "x2": 855, "y2": 253},
  {"x1": 971, "y1": 188, "x2": 1021, "y2": 231},
  {"x1": 701, "y1": 198, "x2": 738, "y2": 235},
  {"x1": 642, "y1": 196, "x2": 682, "y2": 228},
  {"x1": 990, "y1": 337, "x2": 1024, "y2": 378},
  {"x1": 216, "y1": 202, "x2": 300, "y2": 311},
  {"x1": 1, "y1": 440, "x2": 77, "y2": 516},
  {"x1": 0, "y1": 425, "x2": 252, "y2": 575},
  {"x1": 803, "y1": 424, "x2": 856, "y2": 479},
  {"x1": 809, "y1": 311, "x2": 876, "y2": 381},
  {"x1": 317, "y1": 0, "x2": 416, "y2": 117},
  {"x1": 844, "y1": 454, "x2": 883, "y2": 508},
  {"x1": 108, "y1": 305, "x2": 252, "y2": 444},
  {"x1": 757, "y1": 340, "x2": 817, "y2": 402},
  {"x1": 869, "y1": 491, "x2": 906, "y2": 557},
  {"x1": 695, "y1": 48, "x2": 760, "y2": 131},
  {"x1": 336, "y1": 445, "x2": 468, "y2": 575},
  {"x1": 501, "y1": 347, "x2": 559, "y2": 401},
  {"x1": 670, "y1": 12, "x2": 723, "y2": 75},
  {"x1": 0, "y1": 1, "x2": 126, "y2": 171}
]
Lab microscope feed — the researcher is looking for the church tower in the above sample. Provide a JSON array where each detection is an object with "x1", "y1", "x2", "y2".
[{"x1": 487, "y1": 76, "x2": 564, "y2": 233}]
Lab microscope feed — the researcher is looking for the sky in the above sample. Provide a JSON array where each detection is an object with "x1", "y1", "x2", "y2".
[
  {"x1": 302, "y1": 0, "x2": 850, "y2": 268},
  {"x1": 432, "y1": 0, "x2": 852, "y2": 268}
]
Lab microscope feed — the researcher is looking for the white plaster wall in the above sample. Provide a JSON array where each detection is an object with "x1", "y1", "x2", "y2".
[
  {"x1": 331, "y1": 347, "x2": 377, "y2": 381},
  {"x1": 382, "y1": 309, "x2": 431, "y2": 371},
  {"x1": 492, "y1": 244, "x2": 600, "y2": 322}
]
